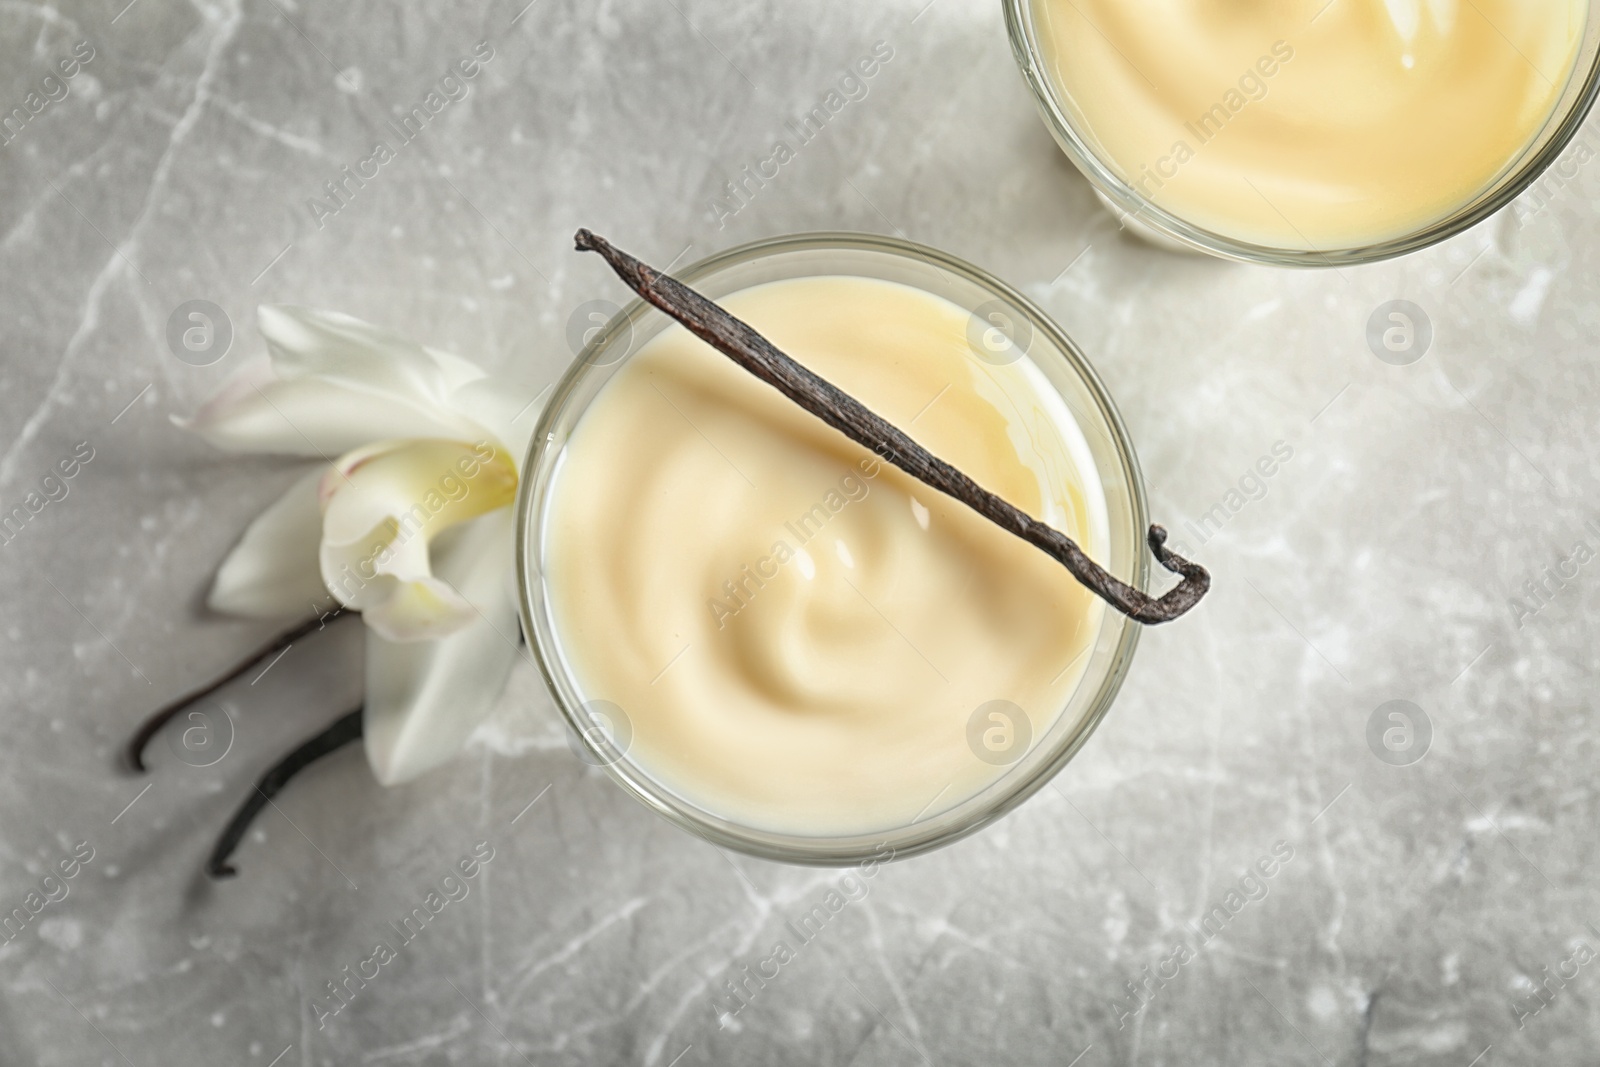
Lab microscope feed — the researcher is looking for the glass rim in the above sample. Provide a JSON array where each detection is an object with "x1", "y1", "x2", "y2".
[
  {"x1": 514, "y1": 230, "x2": 1149, "y2": 866},
  {"x1": 1003, "y1": 0, "x2": 1600, "y2": 267}
]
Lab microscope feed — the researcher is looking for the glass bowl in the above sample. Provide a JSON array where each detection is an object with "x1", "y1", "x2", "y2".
[
  {"x1": 515, "y1": 232, "x2": 1148, "y2": 865},
  {"x1": 1003, "y1": 0, "x2": 1600, "y2": 266}
]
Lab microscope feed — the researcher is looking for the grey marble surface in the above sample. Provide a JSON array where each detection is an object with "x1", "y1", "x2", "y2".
[{"x1": 3, "y1": 0, "x2": 1599, "y2": 1064}]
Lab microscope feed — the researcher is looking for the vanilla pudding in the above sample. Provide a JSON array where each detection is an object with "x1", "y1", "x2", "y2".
[
  {"x1": 1026, "y1": 0, "x2": 1590, "y2": 250},
  {"x1": 538, "y1": 274, "x2": 1110, "y2": 837}
]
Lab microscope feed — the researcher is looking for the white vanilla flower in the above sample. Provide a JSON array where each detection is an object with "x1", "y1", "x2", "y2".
[{"x1": 177, "y1": 306, "x2": 543, "y2": 785}]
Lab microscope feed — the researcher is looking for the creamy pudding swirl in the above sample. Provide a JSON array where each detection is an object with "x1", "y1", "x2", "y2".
[
  {"x1": 1032, "y1": 0, "x2": 1588, "y2": 248},
  {"x1": 544, "y1": 276, "x2": 1107, "y2": 834}
]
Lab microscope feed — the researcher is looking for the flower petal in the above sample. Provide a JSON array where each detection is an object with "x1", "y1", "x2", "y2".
[
  {"x1": 259, "y1": 306, "x2": 479, "y2": 406},
  {"x1": 424, "y1": 344, "x2": 494, "y2": 392},
  {"x1": 207, "y1": 467, "x2": 329, "y2": 619},
  {"x1": 358, "y1": 574, "x2": 476, "y2": 642},
  {"x1": 177, "y1": 370, "x2": 483, "y2": 457},
  {"x1": 449, "y1": 377, "x2": 547, "y2": 461},
  {"x1": 319, "y1": 439, "x2": 518, "y2": 641},
  {"x1": 178, "y1": 307, "x2": 542, "y2": 461},
  {"x1": 319, "y1": 439, "x2": 517, "y2": 548},
  {"x1": 362, "y1": 510, "x2": 519, "y2": 785}
]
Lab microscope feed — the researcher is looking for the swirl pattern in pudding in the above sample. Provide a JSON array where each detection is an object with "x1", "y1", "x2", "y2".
[{"x1": 544, "y1": 276, "x2": 1107, "y2": 835}]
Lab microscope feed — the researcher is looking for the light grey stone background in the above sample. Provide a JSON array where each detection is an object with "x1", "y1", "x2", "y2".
[{"x1": 2, "y1": 0, "x2": 1597, "y2": 1064}]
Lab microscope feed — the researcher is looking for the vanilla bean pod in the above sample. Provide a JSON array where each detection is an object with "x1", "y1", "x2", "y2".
[
  {"x1": 125, "y1": 611, "x2": 352, "y2": 772},
  {"x1": 574, "y1": 229, "x2": 1209, "y2": 624},
  {"x1": 207, "y1": 706, "x2": 364, "y2": 879}
]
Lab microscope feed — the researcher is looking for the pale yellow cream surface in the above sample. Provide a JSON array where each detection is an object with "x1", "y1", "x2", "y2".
[
  {"x1": 543, "y1": 276, "x2": 1107, "y2": 835},
  {"x1": 1032, "y1": 0, "x2": 1587, "y2": 248}
]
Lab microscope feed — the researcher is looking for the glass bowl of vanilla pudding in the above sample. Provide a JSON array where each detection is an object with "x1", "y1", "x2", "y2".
[
  {"x1": 1006, "y1": 0, "x2": 1600, "y2": 265},
  {"x1": 516, "y1": 233, "x2": 1149, "y2": 864}
]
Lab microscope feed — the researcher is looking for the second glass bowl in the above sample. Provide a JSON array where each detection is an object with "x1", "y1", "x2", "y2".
[{"x1": 1004, "y1": 0, "x2": 1600, "y2": 266}]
